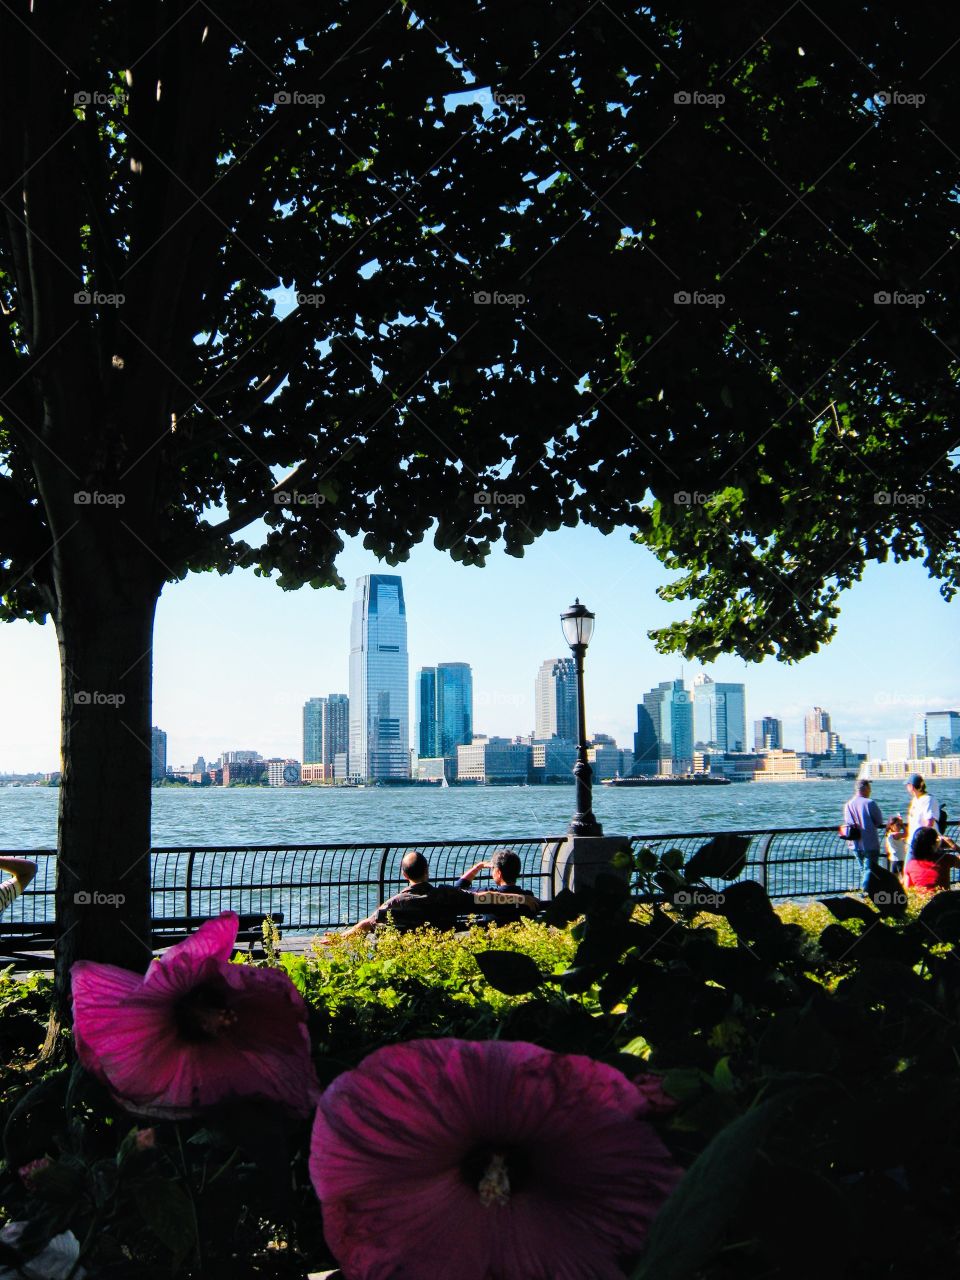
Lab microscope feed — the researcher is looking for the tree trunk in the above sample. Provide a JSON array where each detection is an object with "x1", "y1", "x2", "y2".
[{"x1": 44, "y1": 561, "x2": 161, "y2": 1042}]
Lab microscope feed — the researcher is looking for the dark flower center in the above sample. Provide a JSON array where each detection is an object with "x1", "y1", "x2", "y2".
[
  {"x1": 461, "y1": 1145, "x2": 529, "y2": 1207},
  {"x1": 174, "y1": 981, "x2": 239, "y2": 1043}
]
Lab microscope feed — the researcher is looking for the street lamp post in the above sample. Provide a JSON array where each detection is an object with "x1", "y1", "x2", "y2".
[{"x1": 561, "y1": 599, "x2": 603, "y2": 838}]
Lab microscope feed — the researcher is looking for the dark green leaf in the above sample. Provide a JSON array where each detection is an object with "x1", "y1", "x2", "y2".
[{"x1": 474, "y1": 950, "x2": 543, "y2": 995}]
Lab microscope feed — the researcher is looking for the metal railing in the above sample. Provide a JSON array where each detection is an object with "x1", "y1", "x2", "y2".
[{"x1": 3, "y1": 825, "x2": 957, "y2": 948}]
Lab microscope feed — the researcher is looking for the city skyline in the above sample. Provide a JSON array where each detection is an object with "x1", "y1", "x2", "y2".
[{"x1": 1, "y1": 525, "x2": 957, "y2": 772}]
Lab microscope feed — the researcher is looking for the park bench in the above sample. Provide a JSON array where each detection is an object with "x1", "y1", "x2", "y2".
[
  {"x1": 377, "y1": 891, "x2": 539, "y2": 934},
  {"x1": 1, "y1": 912, "x2": 284, "y2": 965}
]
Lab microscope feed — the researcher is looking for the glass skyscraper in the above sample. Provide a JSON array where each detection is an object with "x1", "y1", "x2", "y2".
[
  {"x1": 349, "y1": 575, "x2": 409, "y2": 780},
  {"x1": 925, "y1": 710, "x2": 960, "y2": 757},
  {"x1": 415, "y1": 667, "x2": 439, "y2": 758},
  {"x1": 634, "y1": 680, "x2": 693, "y2": 775},
  {"x1": 303, "y1": 694, "x2": 349, "y2": 767},
  {"x1": 415, "y1": 663, "x2": 473, "y2": 760},
  {"x1": 692, "y1": 674, "x2": 746, "y2": 752}
]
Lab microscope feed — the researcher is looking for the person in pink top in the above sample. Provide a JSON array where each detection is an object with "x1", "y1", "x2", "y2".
[{"x1": 902, "y1": 827, "x2": 960, "y2": 893}]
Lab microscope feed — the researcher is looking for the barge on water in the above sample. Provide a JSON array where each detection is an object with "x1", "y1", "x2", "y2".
[{"x1": 602, "y1": 774, "x2": 733, "y2": 787}]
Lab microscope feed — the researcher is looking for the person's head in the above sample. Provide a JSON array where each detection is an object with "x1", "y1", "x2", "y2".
[
  {"x1": 856, "y1": 779, "x2": 871, "y2": 797},
  {"x1": 490, "y1": 848, "x2": 521, "y2": 887},
  {"x1": 911, "y1": 826, "x2": 940, "y2": 861},
  {"x1": 888, "y1": 816, "x2": 905, "y2": 835},
  {"x1": 400, "y1": 850, "x2": 429, "y2": 883},
  {"x1": 907, "y1": 773, "x2": 927, "y2": 797}
]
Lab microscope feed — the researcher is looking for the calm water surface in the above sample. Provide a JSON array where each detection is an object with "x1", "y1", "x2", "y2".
[{"x1": 2, "y1": 778, "x2": 955, "y2": 849}]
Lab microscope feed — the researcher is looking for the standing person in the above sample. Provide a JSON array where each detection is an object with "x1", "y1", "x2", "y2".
[
  {"x1": 0, "y1": 856, "x2": 37, "y2": 916},
  {"x1": 840, "y1": 780, "x2": 885, "y2": 892},
  {"x1": 885, "y1": 816, "x2": 907, "y2": 880},
  {"x1": 904, "y1": 774, "x2": 939, "y2": 853}
]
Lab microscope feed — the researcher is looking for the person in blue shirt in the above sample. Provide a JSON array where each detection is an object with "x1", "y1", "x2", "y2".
[
  {"x1": 456, "y1": 849, "x2": 539, "y2": 922},
  {"x1": 840, "y1": 780, "x2": 885, "y2": 892}
]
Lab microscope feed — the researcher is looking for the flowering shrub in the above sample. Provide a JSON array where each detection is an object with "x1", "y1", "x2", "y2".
[{"x1": 3, "y1": 841, "x2": 960, "y2": 1277}]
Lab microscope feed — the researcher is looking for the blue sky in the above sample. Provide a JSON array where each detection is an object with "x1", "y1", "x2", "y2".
[{"x1": 0, "y1": 522, "x2": 956, "y2": 772}]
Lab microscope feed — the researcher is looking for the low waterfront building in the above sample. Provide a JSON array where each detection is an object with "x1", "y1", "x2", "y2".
[
  {"x1": 531, "y1": 739, "x2": 578, "y2": 782},
  {"x1": 414, "y1": 756, "x2": 455, "y2": 782},
  {"x1": 861, "y1": 754, "x2": 960, "y2": 781},
  {"x1": 457, "y1": 736, "x2": 531, "y2": 784},
  {"x1": 753, "y1": 749, "x2": 807, "y2": 782},
  {"x1": 267, "y1": 759, "x2": 302, "y2": 786},
  {"x1": 222, "y1": 760, "x2": 268, "y2": 785}
]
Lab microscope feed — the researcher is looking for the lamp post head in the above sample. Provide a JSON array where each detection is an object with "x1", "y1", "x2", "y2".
[{"x1": 561, "y1": 598, "x2": 595, "y2": 650}]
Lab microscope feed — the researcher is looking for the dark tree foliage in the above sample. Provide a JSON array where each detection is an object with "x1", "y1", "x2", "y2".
[{"x1": 0, "y1": 2, "x2": 957, "y2": 983}]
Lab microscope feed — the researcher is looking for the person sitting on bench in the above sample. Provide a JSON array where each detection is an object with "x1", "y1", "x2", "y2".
[
  {"x1": 456, "y1": 848, "x2": 539, "y2": 921},
  {"x1": 0, "y1": 856, "x2": 37, "y2": 917},
  {"x1": 324, "y1": 850, "x2": 477, "y2": 940}
]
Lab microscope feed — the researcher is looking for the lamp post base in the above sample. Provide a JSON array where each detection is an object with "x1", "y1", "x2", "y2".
[{"x1": 544, "y1": 834, "x2": 632, "y2": 896}]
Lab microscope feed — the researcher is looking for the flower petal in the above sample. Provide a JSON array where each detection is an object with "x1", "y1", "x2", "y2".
[
  {"x1": 142, "y1": 912, "x2": 240, "y2": 995},
  {"x1": 310, "y1": 1040, "x2": 682, "y2": 1280}
]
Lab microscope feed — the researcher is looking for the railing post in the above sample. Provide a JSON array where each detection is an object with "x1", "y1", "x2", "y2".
[
  {"x1": 377, "y1": 846, "x2": 390, "y2": 906},
  {"x1": 754, "y1": 833, "x2": 773, "y2": 893},
  {"x1": 184, "y1": 850, "x2": 196, "y2": 918}
]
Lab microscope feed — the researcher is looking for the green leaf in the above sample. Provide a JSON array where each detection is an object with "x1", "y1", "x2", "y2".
[
  {"x1": 819, "y1": 896, "x2": 878, "y2": 924},
  {"x1": 474, "y1": 950, "x2": 543, "y2": 995},
  {"x1": 633, "y1": 1099, "x2": 787, "y2": 1280},
  {"x1": 132, "y1": 1178, "x2": 195, "y2": 1263},
  {"x1": 684, "y1": 834, "x2": 749, "y2": 882}
]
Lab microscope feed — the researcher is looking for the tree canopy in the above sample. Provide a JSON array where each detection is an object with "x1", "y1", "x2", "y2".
[{"x1": 1, "y1": 1, "x2": 956, "y2": 664}]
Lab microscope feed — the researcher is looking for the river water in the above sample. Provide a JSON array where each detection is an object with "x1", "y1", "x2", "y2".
[{"x1": 2, "y1": 778, "x2": 956, "y2": 849}]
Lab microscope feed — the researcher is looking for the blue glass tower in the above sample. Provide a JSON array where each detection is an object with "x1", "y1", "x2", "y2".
[
  {"x1": 416, "y1": 667, "x2": 439, "y2": 758},
  {"x1": 349, "y1": 575, "x2": 409, "y2": 780},
  {"x1": 437, "y1": 663, "x2": 473, "y2": 757}
]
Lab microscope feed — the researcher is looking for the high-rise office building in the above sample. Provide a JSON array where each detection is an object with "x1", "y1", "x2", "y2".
[
  {"x1": 349, "y1": 574, "x2": 410, "y2": 780},
  {"x1": 692, "y1": 674, "x2": 746, "y2": 752},
  {"x1": 925, "y1": 710, "x2": 960, "y2": 757},
  {"x1": 303, "y1": 695, "x2": 349, "y2": 769},
  {"x1": 534, "y1": 658, "x2": 578, "y2": 740},
  {"x1": 416, "y1": 664, "x2": 473, "y2": 762},
  {"x1": 150, "y1": 726, "x2": 167, "y2": 781},
  {"x1": 634, "y1": 680, "x2": 693, "y2": 775},
  {"x1": 754, "y1": 716, "x2": 783, "y2": 751},
  {"x1": 437, "y1": 663, "x2": 473, "y2": 757},
  {"x1": 804, "y1": 707, "x2": 838, "y2": 755},
  {"x1": 415, "y1": 668, "x2": 439, "y2": 759}
]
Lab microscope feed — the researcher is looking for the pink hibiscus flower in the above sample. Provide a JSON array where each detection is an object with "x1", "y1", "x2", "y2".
[
  {"x1": 309, "y1": 1039, "x2": 682, "y2": 1280},
  {"x1": 71, "y1": 912, "x2": 320, "y2": 1119}
]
